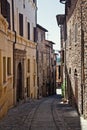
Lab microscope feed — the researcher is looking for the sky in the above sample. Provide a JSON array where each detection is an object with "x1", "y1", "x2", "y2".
[{"x1": 37, "y1": 0, "x2": 65, "y2": 51}]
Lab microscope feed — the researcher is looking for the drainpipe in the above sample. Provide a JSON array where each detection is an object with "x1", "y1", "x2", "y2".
[
  {"x1": 35, "y1": 0, "x2": 39, "y2": 99},
  {"x1": 12, "y1": 0, "x2": 16, "y2": 104},
  {"x1": 64, "y1": 14, "x2": 67, "y2": 99},
  {"x1": 80, "y1": 1, "x2": 84, "y2": 115}
]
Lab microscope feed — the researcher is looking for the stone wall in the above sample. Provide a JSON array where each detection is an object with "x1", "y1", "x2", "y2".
[
  {"x1": 82, "y1": 0, "x2": 87, "y2": 118},
  {"x1": 66, "y1": 0, "x2": 82, "y2": 114}
]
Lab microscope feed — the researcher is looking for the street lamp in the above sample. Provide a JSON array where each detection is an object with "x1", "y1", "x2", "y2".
[{"x1": 60, "y1": 0, "x2": 66, "y2": 4}]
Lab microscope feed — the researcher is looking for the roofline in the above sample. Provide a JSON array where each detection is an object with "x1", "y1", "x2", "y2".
[
  {"x1": 37, "y1": 24, "x2": 48, "y2": 32},
  {"x1": 45, "y1": 40, "x2": 55, "y2": 44}
]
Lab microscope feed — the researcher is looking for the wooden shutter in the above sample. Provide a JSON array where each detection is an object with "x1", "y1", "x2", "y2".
[
  {"x1": 28, "y1": 22, "x2": 30, "y2": 40},
  {"x1": 19, "y1": 13, "x2": 23, "y2": 36},
  {"x1": 1, "y1": 0, "x2": 7, "y2": 18},
  {"x1": 34, "y1": 27, "x2": 37, "y2": 42},
  {"x1": 7, "y1": 1, "x2": 10, "y2": 29}
]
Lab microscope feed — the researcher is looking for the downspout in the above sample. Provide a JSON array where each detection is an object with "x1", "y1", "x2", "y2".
[
  {"x1": 64, "y1": 14, "x2": 67, "y2": 99},
  {"x1": 35, "y1": 0, "x2": 39, "y2": 99},
  {"x1": 12, "y1": 0, "x2": 16, "y2": 104},
  {"x1": 80, "y1": 1, "x2": 84, "y2": 115}
]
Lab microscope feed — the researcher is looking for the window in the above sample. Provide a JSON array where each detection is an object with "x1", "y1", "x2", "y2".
[
  {"x1": 33, "y1": 0, "x2": 36, "y2": 4},
  {"x1": 69, "y1": 29, "x2": 71, "y2": 45},
  {"x1": 23, "y1": 0, "x2": 25, "y2": 8},
  {"x1": 3, "y1": 57, "x2": 6, "y2": 83},
  {"x1": 41, "y1": 53, "x2": 43, "y2": 63},
  {"x1": 75, "y1": 23, "x2": 78, "y2": 42},
  {"x1": 7, "y1": 1, "x2": 10, "y2": 29},
  {"x1": 1, "y1": 1, "x2": 10, "y2": 29},
  {"x1": 28, "y1": 22, "x2": 30, "y2": 40},
  {"x1": 34, "y1": 59, "x2": 35, "y2": 73},
  {"x1": 1, "y1": 0, "x2": 7, "y2": 18},
  {"x1": 0, "y1": 1, "x2": 1, "y2": 14},
  {"x1": 33, "y1": 75, "x2": 35, "y2": 87},
  {"x1": 58, "y1": 65, "x2": 61, "y2": 79},
  {"x1": 69, "y1": 68, "x2": 71, "y2": 74},
  {"x1": 19, "y1": 13, "x2": 23, "y2": 36},
  {"x1": 41, "y1": 33, "x2": 43, "y2": 41},
  {"x1": 7, "y1": 57, "x2": 11, "y2": 75},
  {"x1": 27, "y1": 77, "x2": 30, "y2": 97},
  {"x1": 27, "y1": 59, "x2": 30, "y2": 73},
  {"x1": 34, "y1": 27, "x2": 37, "y2": 42},
  {"x1": 62, "y1": 50, "x2": 64, "y2": 63}
]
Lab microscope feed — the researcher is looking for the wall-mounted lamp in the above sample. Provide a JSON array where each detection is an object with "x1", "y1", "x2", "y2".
[
  {"x1": 60, "y1": 0, "x2": 66, "y2": 4},
  {"x1": 60, "y1": 0, "x2": 71, "y2": 7}
]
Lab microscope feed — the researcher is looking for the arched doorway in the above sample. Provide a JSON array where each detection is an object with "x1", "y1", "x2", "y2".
[{"x1": 17, "y1": 63, "x2": 22, "y2": 102}]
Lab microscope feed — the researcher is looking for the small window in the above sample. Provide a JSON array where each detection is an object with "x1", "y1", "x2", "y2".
[
  {"x1": 75, "y1": 23, "x2": 78, "y2": 42},
  {"x1": 69, "y1": 29, "x2": 71, "y2": 45},
  {"x1": 3, "y1": 57, "x2": 6, "y2": 83},
  {"x1": 27, "y1": 77, "x2": 30, "y2": 97},
  {"x1": 19, "y1": 13, "x2": 23, "y2": 36},
  {"x1": 33, "y1": 75, "x2": 35, "y2": 87},
  {"x1": 27, "y1": 59, "x2": 30, "y2": 73},
  {"x1": 7, "y1": 57, "x2": 11, "y2": 75},
  {"x1": 33, "y1": 0, "x2": 36, "y2": 4},
  {"x1": 34, "y1": 59, "x2": 35, "y2": 73},
  {"x1": 7, "y1": 1, "x2": 11, "y2": 29},
  {"x1": 28, "y1": 22, "x2": 30, "y2": 40},
  {"x1": 23, "y1": 0, "x2": 25, "y2": 8},
  {"x1": 58, "y1": 65, "x2": 61, "y2": 79},
  {"x1": 0, "y1": 1, "x2": 1, "y2": 13},
  {"x1": 41, "y1": 33, "x2": 43, "y2": 41},
  {"x1": 69, "y1": 68, "x2": 71, "y2": 74},
  {"x1": 1, "y1": 0, "x2": 7, "y2": 18}
]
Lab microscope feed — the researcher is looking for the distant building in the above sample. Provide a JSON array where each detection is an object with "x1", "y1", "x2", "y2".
[
  {"x1": 56, "y1": 53, "x2": 61, "y2": 88},
  {"x1": 37, "y1": 24, "x2": 56, "y2": 97}
]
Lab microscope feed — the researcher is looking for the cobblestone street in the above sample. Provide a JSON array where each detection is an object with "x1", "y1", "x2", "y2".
[{"x1": 0, "y1": 95, "x2": 87, "y2": 130}]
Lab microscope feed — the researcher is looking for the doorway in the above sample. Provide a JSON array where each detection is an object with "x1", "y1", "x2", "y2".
[{"x1": 17, "y1": 63, "x2": 23, "y2": 101}]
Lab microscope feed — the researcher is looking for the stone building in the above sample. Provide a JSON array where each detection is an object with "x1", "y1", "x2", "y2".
[
  {"x1": 37, "y1": 24, "x2": 56, "y2": 97},
  {"x1": 56, "y1": 53, "x2": 61, "y2": 88},
  {"x1": 36, "y1": 24, "x2": 48, "y2": 97},
  {"x1": 45, "y1": 40, "x2": 56, "y2": 95},
  {"x1": 0, "y1": 0, "x2": 37, "y2": 119},
  {"x1": 57, "y1": 0, "x2": 87, "y2": 118}
]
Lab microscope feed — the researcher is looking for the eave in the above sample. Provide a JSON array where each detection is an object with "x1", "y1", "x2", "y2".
[{"x1": 37, "y1": 24, "x2": 48, "y2": 32}]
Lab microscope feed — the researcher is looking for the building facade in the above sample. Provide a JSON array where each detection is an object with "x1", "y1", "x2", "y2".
[
  {"x1": 0, "y1": 0, "x2": 37, "y2": 119},
  {"x1": 0, "y1": 0, "x2": 14, "y2": 119},
  {"x1": 36, "y1": 24, "x2": 48, "y2": 97},
  {"x1": 13, "y1": 0, "x2": 37, "y2": 104},
  {"x1": 37, "y1": 24, "x2": 56, "y2": 97},
  {"x1": 57, "y1": 0, "x2": 87, "y2": 118}
]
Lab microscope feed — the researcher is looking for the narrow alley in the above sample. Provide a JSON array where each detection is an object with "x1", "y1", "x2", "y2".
[{"x1": 0, "y1": 94, "x2": 87, "y2": 130}]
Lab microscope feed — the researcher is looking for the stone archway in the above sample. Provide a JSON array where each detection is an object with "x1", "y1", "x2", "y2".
[{"x1": 17, "y1": 62, "x2": 23, "y2": 102}]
